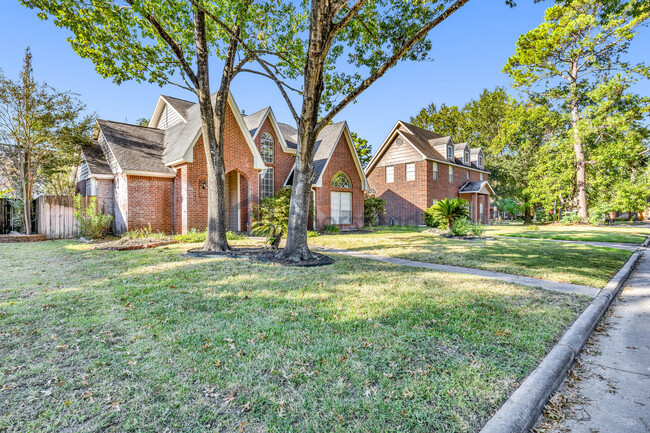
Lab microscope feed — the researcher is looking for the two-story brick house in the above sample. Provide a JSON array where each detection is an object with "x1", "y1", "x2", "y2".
[
  {"x1": 75, "y1": 92, "x2": 368, "y2": 234},
  {"x1": 365, "y1": 121, "x2": 493, "y2": 225}
]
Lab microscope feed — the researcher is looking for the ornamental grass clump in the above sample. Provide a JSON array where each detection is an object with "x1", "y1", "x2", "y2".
[{"x1": 427, "y1": 198, "x2": 469, "y2": 230}]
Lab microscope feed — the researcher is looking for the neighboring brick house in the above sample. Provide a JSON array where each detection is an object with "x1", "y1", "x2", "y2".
[
  {"x1": 74, "y1": 92, "x2": 368, "y2": 234},
  {"x1": 365, "y1": 121, "x2": 493, "y2": 225}
]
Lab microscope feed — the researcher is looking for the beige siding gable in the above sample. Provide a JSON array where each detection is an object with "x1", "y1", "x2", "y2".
[
  {"x1": 376, "y1": 136, "x2": 424, "y2": 167},
  {"x1": 155, "y1": 104, "x2": 184, "y2": 129}
]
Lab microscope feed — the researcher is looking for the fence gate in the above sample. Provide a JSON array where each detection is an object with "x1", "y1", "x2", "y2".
[{"x1": 36, "y1": 196, "x2": 91, "y2": 239}]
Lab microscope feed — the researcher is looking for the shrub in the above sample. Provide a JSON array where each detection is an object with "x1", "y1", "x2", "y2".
[
  {"x1": 525, "y1": 225, "x2": 540, "y2": 231},
  {"x1": 74, "y1": 194, "x2": 113, "y2": 239},
  {"x1": 323, "y1": 224, "x2": 340, "y2": 234},
  {"x1": 124, "y1": 224, "x2": 167, "y2": 240},
  {"x1": 175, "y1": 229, "x2": 246, "y2": 243},
  {"x1": 560, "y1": 213, "x2": 581, "y2": 226},
  {"x1": 450, "y1": 217, "x2": 470, "y2": 236},
  {"x1": 307, "y1": 230, "x2": 320, "y2": 238},
  {"x1": 469, "y1": 222, "x2": 485, "y2": 236},
  {"x1": 424, "y1": 205, "x2": 441, "y2": 228},
  {"x1": 588, "y1": 204, "x2": 609, "y2": 226},
  {"x1": 364, "y1": 194, "x2": 386, "y2": 227},
  {"x1": 427, "y1": 198, "x2": 469, "y2": 229},
  {"x1": 252, "y1": 188, "x2": 290, "y2": 248}
]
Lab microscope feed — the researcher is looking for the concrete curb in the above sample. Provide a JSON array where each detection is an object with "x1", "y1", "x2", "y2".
[
  {"x1": 641, "y1": 235, "x2": 650, "y2": 248},
  {"x1": 479, "y1": 242, "x2": 647, "y2": 433}
]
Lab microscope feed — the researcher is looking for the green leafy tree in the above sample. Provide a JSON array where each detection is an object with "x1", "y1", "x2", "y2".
[
  {"x1": 363, "y1": 193, "x2": 385, "y2": 227},
  {"x1": 25, "y1": 0, "x2": 305, "y2": 251},
  {"x1": 410, "y1": 103, "x2": 466, "y2": 138},
  {"x1": 504, "y1": 0, "x2": 650, "y2": 221},
  {"x1": 351, "y1": 131, "x2": 372, "y2": 168},
  {"x1": 0, "y1": 48, "x2": 91, "y2": 234}
]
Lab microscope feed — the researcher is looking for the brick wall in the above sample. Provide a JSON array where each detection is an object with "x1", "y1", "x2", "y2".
[
  {"x1": 253, "y1": 116, "x2": 295, "y2": 192},
  {"x1": 315, "y1": 133, "x2": 365, "y2": 229},
  {"x1": 96, "y1": 178, "x2": 114, "y2": 219},
  {"x1": 126, "y1": 175, "x2": 174, "y2": 233},
  {"x1": 368, "y1": 157, "x2": 491, "y2": 225}
]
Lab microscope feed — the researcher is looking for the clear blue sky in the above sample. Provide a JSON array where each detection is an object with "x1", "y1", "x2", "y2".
[{"x1": 1, "y1": 1, "x2": 648, "y2": 153}]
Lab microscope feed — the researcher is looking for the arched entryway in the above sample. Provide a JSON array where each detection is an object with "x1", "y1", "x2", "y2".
[{"x1": 225, "y1": 170, "x2": 249, "y2": 232}]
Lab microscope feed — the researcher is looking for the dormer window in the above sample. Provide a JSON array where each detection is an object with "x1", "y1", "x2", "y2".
[
  {"x1": 478, "y1": 155, "x2": 483, "y2": 169},
  {"x1": 447, "y1": 145, "x2": 453, "y2": 160},
  {"x1": 464, "y1": 150, "x2": 469, "y2": 164}
]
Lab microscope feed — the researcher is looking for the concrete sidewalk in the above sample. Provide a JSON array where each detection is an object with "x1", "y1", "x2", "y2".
[
  {"x1": 539, "y1": 252, "x2": 650, "y2": 432},
  {"x1": 314, "y1": 246, "x2": 600, "y2": 297}
]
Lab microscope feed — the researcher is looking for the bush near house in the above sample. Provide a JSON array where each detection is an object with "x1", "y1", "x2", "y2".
[
  {"x1": 560, "y1": 213, "x2": 582, "y2": 225},
  {"x1": 427, "y1": 197, "x2": 469, "y2": 230},
  {"x1": 73, "y1": 194, "x2": 112, "y2": 239},
  {"x1": 364, "y1": 194, "x2": 386, "y2": 227},
  {"x1": 252, "y1": 188, "x2": 291, "y2": 249},
  {"x1": 323, "y1": 224, "x2": 340, "y2": 234}
]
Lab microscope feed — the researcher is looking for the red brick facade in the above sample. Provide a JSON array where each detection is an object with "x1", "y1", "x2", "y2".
[
  {"x1": 367, "y1": 159, "x2": 490, "y2": 225},
  {"x1": 77, "y1": 97, "x2": 367, "y2": 234},
  {"x1": 315, "y1": 133, "x2": 365, "y2": 229}
]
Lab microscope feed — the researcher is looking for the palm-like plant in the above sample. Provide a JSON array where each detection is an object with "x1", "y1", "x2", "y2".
[
  {"x1": 251, "y1": 188, "x2": 291, "y2": 249},
  {"x1": 428, "y1": 197, "x2": 469, "y2": 229}
]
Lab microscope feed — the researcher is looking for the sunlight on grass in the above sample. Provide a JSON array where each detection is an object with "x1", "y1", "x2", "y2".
[{"x1": 0, "y1": 240, "x2": 588, "y2": 432}]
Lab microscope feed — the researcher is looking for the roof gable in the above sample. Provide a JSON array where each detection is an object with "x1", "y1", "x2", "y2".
[
  {"x1": 313, "y1": 122, "x2": 368, "y2": 190},
  {"x1": 244, "y1": 107, "x2": 296, "y2": 154},
  {"x1": 459, "y1": 180, "x2": 494, "y2": 195}
]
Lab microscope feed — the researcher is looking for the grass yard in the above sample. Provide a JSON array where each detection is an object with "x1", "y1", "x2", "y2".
[
  {"x1": 0, "y1": 240, "x2": 588, "y2": 432},
  {"x1": 309, "y1": 227, "x2": 631, "y2": 288},
  {"x1": 484, "y1": 222, "x2": 650, "y2": 244}
]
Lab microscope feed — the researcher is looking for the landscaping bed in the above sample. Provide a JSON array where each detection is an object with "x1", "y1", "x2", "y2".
[
  {"x1": 187, "y1": 246, "x2": 335, "y2": 267},
  {"x1": 94, "y1": 237, "x2": 179, "y2": 251},
  {"x1": 0, "y1": 240, "x2": 588, "y2": 432}
]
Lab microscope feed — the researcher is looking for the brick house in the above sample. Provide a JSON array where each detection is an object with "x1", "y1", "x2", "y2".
[
  {"x1": 75, "y1": 92, "x2": 368, "y2": 234},
  {"x1": 365, "y1": 121, "x2": 493, "y2": 225}
]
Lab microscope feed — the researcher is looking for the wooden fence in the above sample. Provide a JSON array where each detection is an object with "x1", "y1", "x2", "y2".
[{"x1": 36, "y1": 195, "x2": 92, "y2": 239}]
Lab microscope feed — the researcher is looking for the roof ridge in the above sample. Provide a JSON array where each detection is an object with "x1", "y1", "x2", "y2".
[{"x1": 98, "y1": 119, "x2": 165, "y2": 132}]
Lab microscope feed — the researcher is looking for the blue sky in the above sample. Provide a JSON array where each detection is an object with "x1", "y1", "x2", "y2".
[{"x1": 1, "y1": 1, "x2": 649, "y2": 153}]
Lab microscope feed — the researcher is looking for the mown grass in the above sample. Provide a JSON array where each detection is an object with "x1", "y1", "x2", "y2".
[
  {"x1": 0, "y1": 240, "x2": 587, "y2": 432},
  {"x1": 484, "y1": 223, "x2": 650, "y2": 244},
  {"x1": 309, "y1": 229, "x2": 631, "y2": 288}
]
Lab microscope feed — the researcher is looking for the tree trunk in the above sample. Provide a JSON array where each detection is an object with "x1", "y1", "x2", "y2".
[
  {"x1": 279, "y1": 2, "x2": 332, "y2": 261},
  {"x1": 570, "y1": 75, "x2": 588, "y2": 222},
  {"x1": 193, "y1": 10, "x2": 237, "y2": 252},
  {"x1": 22, "y1": 177, "x2": 31, "y2": 235}
]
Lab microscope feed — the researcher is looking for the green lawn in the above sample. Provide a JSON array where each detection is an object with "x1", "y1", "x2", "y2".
[
  {"x1": 309, "y1": 228, "x2": 631, "y2": 288},
  {"x1": 484, "y1": 222, "x2": 650, "y2": 244},
  {"x1": 0, "y1": 240, "x2": 587, "y2": 432}
]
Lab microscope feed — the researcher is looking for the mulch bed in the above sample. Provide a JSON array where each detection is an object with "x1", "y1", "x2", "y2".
[
  {"x1": 187, "y1": 247, "x2": 335, "y2": 267},
  {"x1": 0, "y1": 234, "x2": 47, "y2": 243},
  {"x1": 94, "y1": 238, "x2": 178, "y2": 251}
]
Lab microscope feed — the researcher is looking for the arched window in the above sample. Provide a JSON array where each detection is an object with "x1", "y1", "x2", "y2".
[
  {"x1": 260, "y1": 132, "x2": 274, "y2": 163},
  {"x1": 331, "y1": 172, "x2": 352, "y2": 188}
]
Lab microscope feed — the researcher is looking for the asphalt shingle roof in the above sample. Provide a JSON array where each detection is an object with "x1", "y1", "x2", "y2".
[
  {"x1": 161, "y1": 95, "x2": 194, "y2": 120},
  {"x1": 459, "y1": 181, "x2": 491, "y2": 193},
  {"x1": 277, "y1": 123, "x2": 298, "y2": 150},
  {"x1": 243, "y1": 107, "x2": 269, "y2": 138},
  {"x1": 97, "y1": 120, "x2": 173, "y2": 174},
  {"x1": 81, "y1": 140, "x2": 112, "y2": 175}
]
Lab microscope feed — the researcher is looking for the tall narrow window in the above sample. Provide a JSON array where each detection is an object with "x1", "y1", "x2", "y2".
[
  {"x1": 331, "y1": 191, "x2": 352, "y2": 225},
  {"x1": 405, "y1": 163, "x2": 415, "y2": 181},
  {"x1": 478, "y1": 155, "x2": 483, "y2": 168},
  {"x1": 447, "y1": 146, "x2": 454, "y2": 160},
  {"x1": 331, "y1": 172, "x2": 352, "y2": 189},
  {"x1": 432, "y1": 162, "x2": 438, "y2": 180},
  {"x1": 480, "y1": 202, "x2": 484, "y2": 222},
  {"x1": 464, "y1": 150, "x2": 470, "y2": 164},
  {"x1": 466, "y1": 170, "x2": 469, "y2": 180},
  {"x1": 259, "y1": 167, "x2": 274, "y2": 199},
  {"x1": 260, "y1": 132, "x2": 274, "y2": 163},
  {"x1": 386, "y1": 166, "x2": 394, "y2": 183},
  {"x1": 480, "y1": 173, "x2": 484, "y2": 181},
  {"x1": 449, "y1": 166, "x2": 454, "y2": 183}
]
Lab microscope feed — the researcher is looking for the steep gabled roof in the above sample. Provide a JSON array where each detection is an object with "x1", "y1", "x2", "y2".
[
  {"x1": 81, "y1": 140, "x2": 112, "y2": 176},
  {"x1": 278, "y1": 123, "x2": 298, "y2": 150},
  {"x1": 96, "y1": 120, "x2": 173, "y2": 174},
  {"x1": 243, "y1": 107, "x2": 270, "y2": 137},
  {"x1": 160, "y1": 95, "x2": 194, "y2": 120}
]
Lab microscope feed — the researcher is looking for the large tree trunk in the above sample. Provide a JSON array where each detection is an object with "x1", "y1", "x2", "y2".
[
  {"x1": 193, "y1": 10, "x2": 237, "y2": 252},
  {"x1": 279, "y1": 2, "x2": 332, "y2": 261},
  {"x1": 570, "y1": 77, "x2": 588, "y2": 222},
  {"x1": 22, "y1": 177, "x2": 32, "y2": 235}
]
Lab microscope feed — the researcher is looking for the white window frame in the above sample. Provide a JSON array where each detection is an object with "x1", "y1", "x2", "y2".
[
  {"x1": 466, "y1": 170, "x2": 469, "y2": 180},
  {"x1": 260, "y1": 132, "x2": 274, "y2": 164},
  {"x1": 259, "y1": 167, "x2": 274, "y2": 199},
  {"x1": 478, "y1": 155, "x2": 483, "y2": 168},
  {"x1": 464, "y1": 150, "x2": 470, "y2": 164},
  {"x1": 449, "y1": 166, "x2": 454, "y2": 183},
  {"x1": 405, "y1": 163, "x2": 415, "y2": 181},
  {"x1": 432, "y1": 162, "x2": 438, "y2": 181},
  {"x1": 331, "y1": 191, "x2": 352, "y2": 225},
  {"x1": 480, "y1": 202, "x2": 484, "y2": 222},
  {"x1": 386, "y1": 165, "x2": 394, "y2": 183},
  {"x1": 480, "y1": 173, "x2": 484, "y2": 181},
  {"x1": 447, "y1": 146, "x2": 454, "y2": 160}
]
